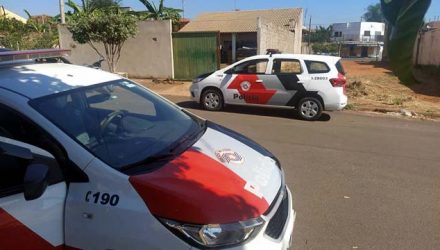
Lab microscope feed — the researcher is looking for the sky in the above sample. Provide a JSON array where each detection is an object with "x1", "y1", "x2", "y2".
[{"x1": 1, "y1": 0, "x2": 440, "y2": 27}]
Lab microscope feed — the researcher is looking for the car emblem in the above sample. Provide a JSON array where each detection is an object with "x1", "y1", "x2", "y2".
[
  {"x1": 240, "y1": 81, "x2": 251, "y2": 92},
  {"x1": 215, "y1": 149, "x2": 244, "y2": 164}
]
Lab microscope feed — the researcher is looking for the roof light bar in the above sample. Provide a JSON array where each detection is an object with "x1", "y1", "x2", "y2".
[{"x1": 0, "y1": 49, "x2": 71, "y2": 63}]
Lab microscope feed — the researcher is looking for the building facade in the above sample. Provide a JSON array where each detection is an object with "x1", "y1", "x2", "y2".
[
  {"x1": 180, "y1": 8, "x2": 303, "y2": 64},
  {"x1": 331, "y1": 22, "x2": 385, "y2": 59}
]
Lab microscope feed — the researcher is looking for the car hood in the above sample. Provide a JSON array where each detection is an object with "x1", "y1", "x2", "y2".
[{"x1": 129, "y1": 122, "x2": 283, "y2": 224}]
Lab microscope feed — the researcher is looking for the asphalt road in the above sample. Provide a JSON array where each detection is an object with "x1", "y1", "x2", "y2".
[{"x1": 167, "y1": 95, "x2": 440, "y2": 250}]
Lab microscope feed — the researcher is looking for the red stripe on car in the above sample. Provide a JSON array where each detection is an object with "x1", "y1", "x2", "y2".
[
  {"x1": 0, "y1": 208, "x2": 60, "y2": 249},
  {"x1": 227, "y1": 74, "x2": 276, "y2": 104},
  {"x1": 129, "y1": 149, "x2": 269, "y2": 224}
]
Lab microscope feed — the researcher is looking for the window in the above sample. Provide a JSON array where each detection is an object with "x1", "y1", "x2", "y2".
[
  {"x1": 334, "y1": 31, "x2": 342, "y2": 37},
  {"x1": 272, "y1": 59, "x2": 302, "y2": 74},
  {"x1": 305, "y1": 60, "x2": 330, "y2": 74},
  {"x1": 336, "y1": 60, "x2": 346, "y2": 75},
  {"x1": 232, "y1": 59, "x2": 268, "y2": 74},
  {"x1": 0, "y1": 105, "x2": 66, "y2": 197},
  {"x1": 31, "y1": 80, "x2": 202, "y2": 171},
  {"x1": 0, "y1": 141, "x2": 28, "y2": 196},
  {"x1": 0, "y1": 105, "x2": 65, "y2": 162},
  {"x1": 364, "y1": 30, "x2": 371, "y2": 36}
]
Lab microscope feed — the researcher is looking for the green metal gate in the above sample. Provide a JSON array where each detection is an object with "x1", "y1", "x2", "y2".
[{"x1": 173, "y1": 32, "x2": 220, "y2": 80}]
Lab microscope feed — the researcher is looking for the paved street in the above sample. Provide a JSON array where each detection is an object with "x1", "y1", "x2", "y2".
[{"x1": 167, "y1": 95, "x2": 440, "y2": 250}]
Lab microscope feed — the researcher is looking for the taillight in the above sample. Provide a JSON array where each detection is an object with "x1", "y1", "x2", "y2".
[{"x1": 330, "y1": 73, "x2": 347, "y2": 94}]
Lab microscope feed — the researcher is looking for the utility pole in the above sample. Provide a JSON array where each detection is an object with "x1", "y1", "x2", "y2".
[
  {"x1": 182, "y1": 0, "x2": 185, "y2": 19},
  {"x1": 234, "y1": 0, "x2": 238, "y2": 11},
  {"x1": 308, "y1": 16, "x2": 312, "y2": 52},
  {"x1": 59, "y1": 0, "x2": 65, "y2": 24}
]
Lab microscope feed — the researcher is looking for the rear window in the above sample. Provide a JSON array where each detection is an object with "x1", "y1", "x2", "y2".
[
  {"x1": 305, "y1": 60, "x2": 330, "y2": 74},
  {"x1": 336, "y1": 60, "x2": 346, "y2": 75}
]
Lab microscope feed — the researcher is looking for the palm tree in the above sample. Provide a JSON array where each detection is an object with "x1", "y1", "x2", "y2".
[
  {"x1": 65, "y1": 0, "x2": 120, "y2": 14},
  {"x1": 138, "y1": 0, "x2": 182, "y2": 24}
]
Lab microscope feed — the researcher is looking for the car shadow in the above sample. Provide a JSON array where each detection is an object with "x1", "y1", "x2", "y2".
[{"x1": 176, "y1": 101, "x2": 332, "y2": 122}]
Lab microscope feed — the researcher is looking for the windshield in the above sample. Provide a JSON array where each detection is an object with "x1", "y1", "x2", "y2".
[{"x1": 31, "y1": 80, "x2": 202, "y2": 171}]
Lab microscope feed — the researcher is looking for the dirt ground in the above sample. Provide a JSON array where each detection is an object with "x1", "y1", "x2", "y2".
[
  {"x1": 343, "y1": 60, "x2": 440, "y2": 119},
  {"x1": 134, "y1": 60, "x2": 440, "y2": 120}
]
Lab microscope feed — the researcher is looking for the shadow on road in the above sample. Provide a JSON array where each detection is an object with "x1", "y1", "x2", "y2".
[{"x1": 176, "y1": 101, "x2": 332, "y2": 122}]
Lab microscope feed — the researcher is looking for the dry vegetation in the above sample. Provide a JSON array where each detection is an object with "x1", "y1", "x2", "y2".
[{"x1": 343, "y1": 60, "x2": 440, "y2": 119}]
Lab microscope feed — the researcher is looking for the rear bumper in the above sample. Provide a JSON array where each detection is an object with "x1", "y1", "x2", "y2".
[{"x1": 325, "y1": 94, "x2": 348, "y2": 111}]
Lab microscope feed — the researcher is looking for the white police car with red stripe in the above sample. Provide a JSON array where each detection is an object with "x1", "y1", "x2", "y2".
[
  {"x1": 190, "y1": 54, "x2": 348, "y2": 121},
  {"x1": 0, "y1": 49, "x2": 295, "y2": 249}
]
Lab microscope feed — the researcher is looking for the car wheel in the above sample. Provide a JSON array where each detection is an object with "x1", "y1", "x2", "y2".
[
  {"x1": 297, "y1": 97, "x2": 323, "y2": 121},
  {"x1": 201, "y1": 89, "x2": 224, "y2": 111}
]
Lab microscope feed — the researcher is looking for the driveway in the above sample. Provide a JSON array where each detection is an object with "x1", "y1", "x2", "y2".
[{"x1": 167, "y1": 95, "x2": 440, "y2": 250}]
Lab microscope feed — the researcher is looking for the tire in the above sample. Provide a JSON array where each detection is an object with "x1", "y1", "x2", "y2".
[
  {"x1": 201, "y1": 89, "x2": 224, "y2": 111},
  {"x1": 297, "y1": 97, "x2": 323, "y2": 121}
]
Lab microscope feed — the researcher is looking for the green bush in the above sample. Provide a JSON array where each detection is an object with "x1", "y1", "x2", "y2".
[{"x1": 0, "y1": 17, "x2": 58, "y2": 50}]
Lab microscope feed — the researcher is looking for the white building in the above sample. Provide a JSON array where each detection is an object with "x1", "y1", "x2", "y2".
[{"x1": 331, "y1": 22, "x2": 385, "y2": 59}]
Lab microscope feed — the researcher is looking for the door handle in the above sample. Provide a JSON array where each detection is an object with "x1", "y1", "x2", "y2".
[
  {"x1": 298, "y1": 81, "x2": 305, "y2": 84},
  {"x1": 256, "y1": 80, "x2": 263, "y2": 83}
]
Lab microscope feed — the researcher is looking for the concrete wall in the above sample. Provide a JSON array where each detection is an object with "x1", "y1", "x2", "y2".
[
  {"x1": 332, "y1": 22, "x2": 385, "y2": 42},
  {"x1": 257, "y1": 17, "x2": 299, "y2": 55},
  {"x1": 415, "y1": 21, "x2": 440, "y2": 66},
  {"x1": 59, "y1": 20, "x2": 174, "y2": 78}
]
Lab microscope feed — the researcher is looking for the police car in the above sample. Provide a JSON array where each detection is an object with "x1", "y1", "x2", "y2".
[
  {"x1": 0, "y1": 49, "x2": 295, "y2": 249},
  {"x1": 190, "y1": 54, "x2": 348, "y2": 120}
]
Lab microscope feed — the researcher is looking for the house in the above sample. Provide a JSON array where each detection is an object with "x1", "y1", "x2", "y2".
[
  {"x1": 0, "y1": 6, "x2": 27, "y2": 23},
  {"x1": 331, "y1": 21, "x2": 385, "y2": 59},
  {"x1": 180, "y1": 8, "x2": 303, "y2": 64}
]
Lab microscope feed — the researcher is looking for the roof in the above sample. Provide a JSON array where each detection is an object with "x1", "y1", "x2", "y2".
[
  {"x1": 180, "y1": 8, "x2": 302, "y2": 33},
  {"x1": 0, "y1": 63, "x2": 121, "y2": 99},
  {"x1": 0, "y1": 6, "x2": 27, "y2": 23}
]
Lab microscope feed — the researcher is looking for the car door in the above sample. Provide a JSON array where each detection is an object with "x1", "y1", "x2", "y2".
[
  {"x1": 0, "y1": 137, "x2": 66, "y2": 249},
  {"x1": 223, "y1": 58, "x2": 277, "y2": 105},
  {"x1": 260, "y1": 58, "x2": 310, "y2": 107}
]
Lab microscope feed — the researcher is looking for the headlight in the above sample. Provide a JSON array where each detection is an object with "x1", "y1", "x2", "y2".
[
  {"x1": 160, "y1": 217, "x2": 265, "y2": 248},
  {"x1": 192, "y1": 77, "x2": 204, "y2": 84}
]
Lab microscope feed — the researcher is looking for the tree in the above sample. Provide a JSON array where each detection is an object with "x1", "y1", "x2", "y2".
[
  {"x1": 137, "y1": 0, "x2": 182, "y2": 24},
  {"x1": 381, "y1": 0, "x2": 431, "y2": 83},
  {"x1": 65, "y1": 0, "x2": 121, "y2": 14},
  {"x1": 67, "y1": 9, "x2": 138, "y2": 72},
  {"x1": 304, "y1": 26, "x2": 332, "y2": 43},
  {"x1": 363, "y1": 3, "x2": 385, "y2": 22},
  {"x1": 0, "y1": 12, "x2": 58, "y2": 50}
]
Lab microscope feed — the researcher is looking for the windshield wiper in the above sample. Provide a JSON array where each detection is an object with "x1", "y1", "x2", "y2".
[
  {"x1": 120, "y1": 153, "x2": 176, "y2": 173},
  {"x1": 121, "y1": 120, "x2": 207, "y2": 174}
]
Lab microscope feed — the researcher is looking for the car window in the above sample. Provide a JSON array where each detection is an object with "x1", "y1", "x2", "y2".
[
  {"x1": 336, "y1": 60, "x2": 346, "y2": 75},
  {"x1": 0, "y1": 104, "x2": 67, "y2": 165},
  {"x1": 232, "y1": 59, "x2": 268, "y2": 74},
  {"x1": 272, "y1": 59, "x2": 302, "y2": 74},
  {"x1": 31, "y1": 80, "x2": 201, "y2": 171},
  {"x1": 305, "y1": 60, "x2": 330, "y2": 74},
  {"x1": 0, "y1": 143, "x2": 28, "y2": 196}
]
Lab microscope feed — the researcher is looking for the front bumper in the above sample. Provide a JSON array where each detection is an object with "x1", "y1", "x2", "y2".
[
  {"x1": 190, "y1": 84, "x2": 201, "y2": 103},
  {"x1": 224, "y1": 187, "x2": 296, "y2": 250}
]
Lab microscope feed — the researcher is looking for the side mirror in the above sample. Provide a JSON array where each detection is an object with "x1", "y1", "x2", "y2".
[{"x1": 24, "y1": 164, "x2": 50, "y2": 201}]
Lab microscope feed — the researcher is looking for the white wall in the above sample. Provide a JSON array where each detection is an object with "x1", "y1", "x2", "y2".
[
  {"x1": 332, "y1": 22, "x2": 385, "y2": 42},
  {"x1": 59, "y1": 20, "x2": 174, "y2": 79}
]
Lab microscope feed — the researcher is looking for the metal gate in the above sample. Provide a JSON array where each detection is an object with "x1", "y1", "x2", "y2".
[{"x1": 173, "y1": 32, "x2": 220, "y2": 80}]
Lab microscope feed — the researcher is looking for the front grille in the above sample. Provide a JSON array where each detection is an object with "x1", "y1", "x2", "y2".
[{"x1": 265, "y1": 190, "x2": 289, "y2": 239}]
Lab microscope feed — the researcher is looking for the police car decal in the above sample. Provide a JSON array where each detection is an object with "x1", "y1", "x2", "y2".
[{"x1": 129, "y1": 127, "x2": 282, "y2": 225}]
